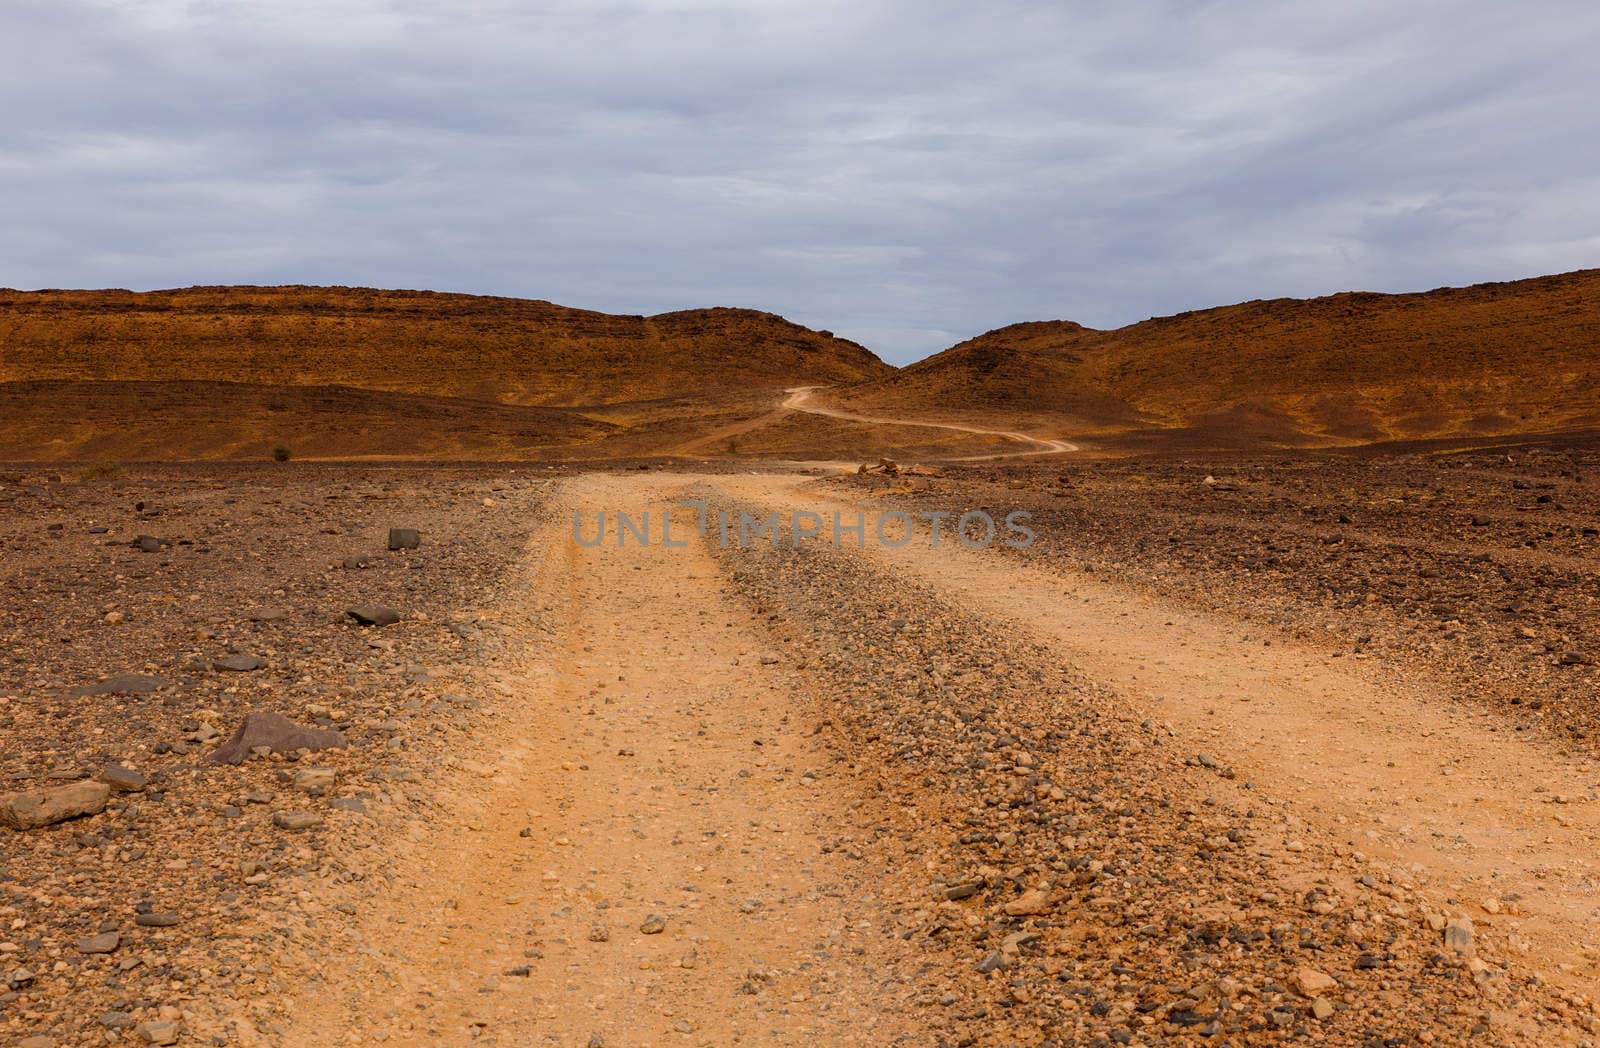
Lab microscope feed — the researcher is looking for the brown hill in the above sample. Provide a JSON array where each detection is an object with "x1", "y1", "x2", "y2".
[
  {"x1": 830, "y1": 270, "x2": 1600, "y2": 449},
  {"x1": 0, "y1": 285, "x2": 890, "y2": 460}
]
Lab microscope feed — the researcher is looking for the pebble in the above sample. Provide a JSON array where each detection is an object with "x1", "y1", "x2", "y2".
[{"x1": 639, "y1": 915, "x2": 667, "y2": 935}]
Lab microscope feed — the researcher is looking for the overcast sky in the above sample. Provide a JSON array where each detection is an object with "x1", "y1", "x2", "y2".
[{"x1": 2, "y1": 1, "x2": 1597, "y2": 364}]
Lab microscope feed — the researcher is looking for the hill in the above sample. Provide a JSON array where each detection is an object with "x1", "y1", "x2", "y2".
[
  {"x1": 0, "y1": 285, "x2": 891, "y2": 460},
  {"x1": 828, "y1": 270, "x2": 1600, "y2": 449}
]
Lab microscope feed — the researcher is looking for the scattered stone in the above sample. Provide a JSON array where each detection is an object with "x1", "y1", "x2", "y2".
[
  {"x1": 68, "y1": 673, "x2": 167, "y2": 697},
  {"x1": 75, "y1": 931, "x2": 120, "y2": 954},
  {"x1": 293, "y1": 767, "x2": 337, "y2": 790},
  {"x1": 133, "y1": 912, "x2": 181, "y2": 928},
  {"x1": 347, "y1": 605, "x2": 402, "y2": 627},
  {"x1": 1311, "y1": 997, "x2": 1336, "y2": 1020},
  {"x1": 388, "y1": 528, "x2": 421, "y2": 550},
  {"x1": 273, "y1": 810, "x2": 323, "y2": 831},
  {"x1": 1, "y1": 779, "x2": 111, "y2": 830},
  {"x1": 1445, "y1": 917, "x2": 1475, "y2": 954},
  {"x1": 1003, "y1": 888, "x2": 1050, "y2": 916},
  {"x1": 329, "y1": 797, "x2": 368, "y2": 814},
  {"x1": 132, "y1": 535, "x2": 164, "y2": 553},
  {"x1": 207, "y1": 711, "x2": 347, "y2": 765},
  {"x1": 342, "y1": 554, "x2": 372, "y2": 570},
  {"x1": 215, "y1": 654, "x2": 267, "y2": 672},
  {"x1": 1292, "y1": 967, "x2": 1337, "y2": 997},
  {"x1": 639, "y1": 914, "x2": 667, "y2": 935},
  {"x1": 135, "y1": 1019, "x2": 181, "y2": 1046},
  {"x1": 98, "y1": 764, "x2": 148, "y2": 792}
]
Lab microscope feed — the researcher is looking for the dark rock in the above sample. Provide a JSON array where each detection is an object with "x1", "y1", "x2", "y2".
[
  {"x1": 215, "y1": 655, "x2": 266, "y2": 672},
  {"x1": 75, "y1": 931, "x2": 120, "y2": 954},
  {"x1": 133, "y1": 913, "x2": 181, "y2": 928},
  {"x1": 388, "y1": 528, "x2": 421, "y2": 550},
  {"x1": 98, "y1": 765, "x2": 147, "y2": 792},
  {"x1": 132, "y1": 535, "x2": 164, "y2": 553},
  {"x1": 347, "y1": 606, "x2": 401, "y2": 627},
  {"x1": 206, "y1": 711, "x2": 348, "y2": 765},
  {"x1": 69, "y1": 674, "x2": 167, "y2": 698}
]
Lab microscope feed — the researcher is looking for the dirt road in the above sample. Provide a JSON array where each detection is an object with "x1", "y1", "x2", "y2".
[
  {"x1": 279, "y1": 470, "x2": 1600, "y2": 1046},
  {"x1": 782, "y1": 386, "x2": 1079, "y2": 456}
]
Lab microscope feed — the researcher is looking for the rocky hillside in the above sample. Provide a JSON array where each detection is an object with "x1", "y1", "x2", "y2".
[
  {"x1": 831, "y1": 270, "x2": 1600, "y2": 448},
  {"x1": 0, "y1": 286, "x2": 891, "y2": 459}
]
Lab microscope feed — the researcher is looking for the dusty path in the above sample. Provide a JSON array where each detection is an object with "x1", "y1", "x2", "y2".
[
  {"x1": 721, "y1": 473, "x2": 1600, "y2": 994},
  {"x1": 267, "y1": 467, "x2": 1600, "y2": 1046},
  {"x1": 781, "y1": 386, "x2": 1078, "y2": 457},
  {"x1": 285, "y1": 475, "x2": 918, "y2": 1047}
]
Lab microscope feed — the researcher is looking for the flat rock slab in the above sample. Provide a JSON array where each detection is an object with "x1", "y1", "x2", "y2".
[
  {"x1": 215, "y1": 655, "x2": 266, "y2": 672},
  {"x1": 207, "y1": 711, "x2": 348, "y2": 765},
  {"x1": 69, "y1": 674, "x2": 167, "y2": 698},
  {"x1": 75, "y1": 931, "x2": 121, "y2": 954},
  {"x1": 347, "y1": 605, "x2": 401, "y2": 626},
  {"x1": 1, "y1": 780, "x2": 110, "y2": 830}
]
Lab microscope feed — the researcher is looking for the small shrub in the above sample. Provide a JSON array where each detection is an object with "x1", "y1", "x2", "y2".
[
  {"x1": 78, "y1": 461, "x2": 124, "y2": 481},
  {"x1": 271, "y1": 445, "x2": 292, "y2": 463}
]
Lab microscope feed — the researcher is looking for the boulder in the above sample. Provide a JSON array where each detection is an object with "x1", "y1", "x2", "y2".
[
  {"x1": 206, "y1": 711, "x2": 347, "y2": 766},
  {"x1": 1, "y1": 780, "x2": 111, "y2": 830},
  {"x1": 347, "y1": 606, "x2": 401, "y2": 627}
]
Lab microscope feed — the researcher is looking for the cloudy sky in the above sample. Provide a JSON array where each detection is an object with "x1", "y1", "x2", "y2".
[{"x1": 3, "y1": 1, "x2": 1598, "y2": 363}]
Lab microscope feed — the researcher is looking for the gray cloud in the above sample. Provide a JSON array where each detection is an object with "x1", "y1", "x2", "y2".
[{"x1": 3, "y1": 0, "x2": 1598, "y2": 363}]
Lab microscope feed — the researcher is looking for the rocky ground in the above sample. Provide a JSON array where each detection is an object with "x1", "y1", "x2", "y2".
[
  {"x1": 707, "y1": 489, "x2": 1592, "y2": 1046},
  {"x1": 4, "y1": 454, "x2": 1599, "y2": 1047},
  {"x1": 827, "y1": 444, "x2": 1600, "y2": 745},
  {"x1": 0, "y1": 463, "x2": 558, "y2": 1047}
]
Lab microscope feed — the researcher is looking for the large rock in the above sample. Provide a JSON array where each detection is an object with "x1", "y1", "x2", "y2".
[
  {"x1": 206, "y1": 711, "x2": 347, "y2": 766},
  {"x1": 347, "y1": 606, "x2": 401, "y2": 627},
  {"x1": 1, "y1": 780, "x2": 111, "y2": 830}
]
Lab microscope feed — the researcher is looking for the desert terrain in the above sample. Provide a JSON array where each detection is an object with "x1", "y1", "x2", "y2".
[
  {"x1": 4, "y1": 436, "x2": 1600, "y2": 1047},
  {"x1": 2, "y1": 272, "x2": 1599, "y2": 1047}
]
